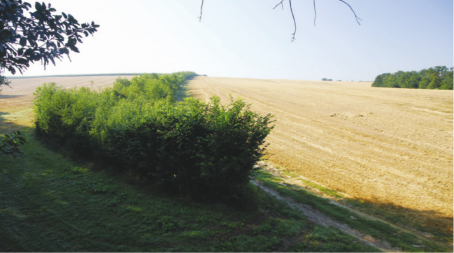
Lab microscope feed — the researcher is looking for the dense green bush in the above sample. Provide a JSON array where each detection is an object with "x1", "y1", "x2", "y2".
[
  {"x1": 34, "y1": 72, "x2": 274, "y2": 200},
  {"x1": 372, "y1": 66, "x2": 453, "y2": 90},
  {"x1": 34, "y1": 72, "x2": 193, "y2": 154},
  {"x1": 107, "y1": 96, "x2": 274, "y2": 200}
]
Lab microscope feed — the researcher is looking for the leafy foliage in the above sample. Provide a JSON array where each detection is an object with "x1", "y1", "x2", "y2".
[
  {"x1": 33, "y1": 72, "x2": 275, "y2": 200},
  {"x1": 0, "y1": 0, "x2": 99, "y2": 81},
  {"x1": 0, "y1": 130, "x2": 26, "y2": 157},
  {"x1": 0, "y1": 69, "x2": 10, "y2": 90},
  {"x1": 108, "y1": 96, "x2": 274, "y2": 200},
  {"x1": 372, "y1": 66, "x2": 453, "y2": 90},
  {"x1": 0, "y1": 0, "x2": 99, "y2": 156},
  {"x1": 0, "y1": 0, "x2": 99, "y2": 73}
]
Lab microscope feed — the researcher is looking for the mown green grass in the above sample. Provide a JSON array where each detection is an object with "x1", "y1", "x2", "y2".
[
  {"x1": 0, "y1": 130, "x2": 378, "y2": 252},
  {"x1": 255, "y1": 171, "x2": 450, "y2": 252},
  {"x1": 279, "y1": 168, "x2": 344, "y2": 199}
]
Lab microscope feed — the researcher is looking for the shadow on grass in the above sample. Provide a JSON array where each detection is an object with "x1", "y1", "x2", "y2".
[
  {"x1": 30, "y1": 133, "x2": 263, "y2": 212},
  {"x1": 277, "y1": 169, "x2": 453, "y2": 243},
  {"x1": 0, "y1": 133, "x2": 383, "y2": 252},
  {"x1": 0, "y1": 134, "x2": 327, "y2": 251},
  {"x1": 0, "y1": 94, "x2": 25, "y2": 100},
  {"x1": 0, "y1": 111, "x2": 9, "y2": 120},
  {"x1": 344, "y1": 196, "x2": 453, "y2": 243},
  {"x1": 257, "y1": 172, "x2": 453, "y2": 252},
  {"x1": 0, "y1": 111, "x2": 13, "y2": 134},
  {"x1": 0, "y1": 111, "x2": 28, "y2": 134}
]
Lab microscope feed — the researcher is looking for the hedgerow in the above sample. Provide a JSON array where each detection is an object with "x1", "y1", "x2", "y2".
[{"x1": 33, "y1": 72, "x2": 274, "y2": 200}]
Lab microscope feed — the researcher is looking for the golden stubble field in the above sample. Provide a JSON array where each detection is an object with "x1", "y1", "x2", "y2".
[
  {"x1": 0, "y1": 76, "x2": 129, "y2": 132},
  {"x1": 188, "y1": 76, "x2": 453, "y2": 231}
]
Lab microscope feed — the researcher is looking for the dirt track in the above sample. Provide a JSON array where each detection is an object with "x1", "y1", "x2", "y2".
[{"x1": 187, "y1": 76, "x2": 453, "y2": 229}]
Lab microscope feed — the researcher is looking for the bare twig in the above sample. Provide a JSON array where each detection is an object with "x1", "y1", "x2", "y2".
[
  {"x1": 273, "y1": 0, "x2": 296, "y2": 41},
  {"x1": 313, "y1": 0, "x2": 317, "y2": 26},
  {"x1": 198, "y1": 0, "x2": 204, "y2": 22},
  {"x1": 288, "y1": 0, "x2": 296, "y2": 42},
  {"x1": 338, "y1": 0, "x2": 362, "y2": 25},
  {"x1": 273, "y1": 0, "x2": 285, "y2": 10},
  {"x1": 197, "y1": 0, "x2": 361, "y2": 41}
]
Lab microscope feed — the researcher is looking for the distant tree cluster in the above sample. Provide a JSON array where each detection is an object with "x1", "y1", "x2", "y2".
[
  {"x1": 372, "y1": 66, "x2": 453, "y2": 90},
  {"x1": 322, "y1": 78, "x2": 332, "y2": 81}
]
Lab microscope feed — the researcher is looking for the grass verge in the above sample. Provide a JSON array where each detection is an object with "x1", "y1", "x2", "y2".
[
  {"x1": 268, "y1": 163, "x2": 453, "y2": 247},
  {"x1": 255, "y1": 171, "x2": 451, "y2": 252},
  {"x1": 0, "y1": 129, "x2": 378, "y2": 252}
]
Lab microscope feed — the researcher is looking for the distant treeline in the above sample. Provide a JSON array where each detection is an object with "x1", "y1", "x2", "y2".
[{"x1": 372, "y1": 66, "x2": 453, "y2": 90}]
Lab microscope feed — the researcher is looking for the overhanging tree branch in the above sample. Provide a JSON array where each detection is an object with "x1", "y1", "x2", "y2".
[
  {"x1": 338, "y1": 0, "x2": 362, "y2": 25},
  {"x1": 313, "y1": 0, "x2": 317, "y2": 26},
  {"x1": 288, "y1": 0, "x2": 296, "y2": 42},
  {"x1": 198, "y1": 0, "x2": 204, "y2": 22},
  {"x1": 273, "y1": 0, "x2": 285, "y2": 10},
  {"x1": 197, "y1": 0, "x2": 361, "y2": 41},
  {"x1": 0, "y1": 0, "x2": 99, "y2": 78},
  {"x1": 0, "y1": 0, "x2": 99, "y2": 158}
]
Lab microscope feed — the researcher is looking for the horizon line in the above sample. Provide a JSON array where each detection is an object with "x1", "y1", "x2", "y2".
[{"x1": 5, "y1": 73, "x2": 169, "y2": 79}]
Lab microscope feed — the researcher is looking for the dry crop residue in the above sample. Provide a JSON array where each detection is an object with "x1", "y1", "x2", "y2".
[
  {"x1": 188, "y1": 76, "x2": 453, "y2": 232},
  {"x1": 0, "y1": 76, "x2": 130, "y2": 133}
]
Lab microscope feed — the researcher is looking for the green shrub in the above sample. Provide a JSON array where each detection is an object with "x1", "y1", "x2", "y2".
[
  {"x1": 33, "y1": 72, "x2": 274, "y2": 201},
  {"x1": 107, "y1": 96, "x2": 274, "y2": 200}
]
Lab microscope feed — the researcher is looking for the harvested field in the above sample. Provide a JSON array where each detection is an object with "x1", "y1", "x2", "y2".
[
  {"x1": 0, "y1": 76, "x2": 129, "y2": 132},
  {"x1": 188, "y1": 76, "x2": 453, "y2": 232}
]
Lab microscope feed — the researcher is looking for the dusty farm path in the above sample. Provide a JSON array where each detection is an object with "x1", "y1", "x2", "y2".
[
  {"x1": 187, "y1": 76, "x2": 453, "y2": 233},
  {"x1": 254, "y1": 161, "x2": 453, "y2": 251},
  {"x1": 252, "y1": 177, "x2": 398, "y2": 251}
]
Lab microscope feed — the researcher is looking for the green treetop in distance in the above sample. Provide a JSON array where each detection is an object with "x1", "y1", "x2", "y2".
[
  {"x1": 0, "y1": 0, "x2": 99, "y2": 88},
  {"x1": 372, "y1": 66, "x2": 453, "y2": 90}
]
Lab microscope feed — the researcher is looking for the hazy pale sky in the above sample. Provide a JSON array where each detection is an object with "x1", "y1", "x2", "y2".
[{"x1": 13, "y1": 0, "x2": 454, "y2": 81}]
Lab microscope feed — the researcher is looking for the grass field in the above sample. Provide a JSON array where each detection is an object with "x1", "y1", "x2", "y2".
[
  {"x1": 187, "y1": 76, "x2": 453, "y2": 234},
  {"x1": 3, "y1": 130, "x2": 378, "y2": 252},
  {"x1": 1, "y1": 131, "x2": 450, "y2": 251}
]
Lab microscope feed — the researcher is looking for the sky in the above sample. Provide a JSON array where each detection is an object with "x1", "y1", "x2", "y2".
[{"x1": 10, "y1": 0, "x2": 454, "y2": 81}]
